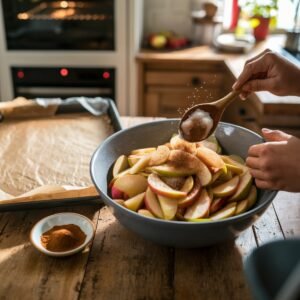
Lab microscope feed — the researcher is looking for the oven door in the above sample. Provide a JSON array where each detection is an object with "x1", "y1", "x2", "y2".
[{"x1": 2, "y1": 0, "x2": 115, "y2": 50}]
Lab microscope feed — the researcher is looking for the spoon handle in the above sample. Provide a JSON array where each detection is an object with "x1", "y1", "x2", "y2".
[{"x1": 213, "y1": 91, "x2": 240, "y2": 109}]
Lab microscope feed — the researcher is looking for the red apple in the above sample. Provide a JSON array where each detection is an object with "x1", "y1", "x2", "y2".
[{"x1": 178, "y1": 176, "x2": 201, "y2": 208}]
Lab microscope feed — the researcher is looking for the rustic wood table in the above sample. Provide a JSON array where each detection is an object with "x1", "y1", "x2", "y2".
[{"x1": 0, "y1": 117, "x2": 299, "y2": 300}]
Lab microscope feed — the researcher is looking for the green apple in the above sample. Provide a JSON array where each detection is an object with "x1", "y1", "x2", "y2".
[
  {"x1": 228, "y1": 171, "x2": 252, "y2": 202},
  {"x1": 196, "y1": 147, "x2": 226, "y2": 173},
  {"x1": 144, "y1": 188, "x2": 164, "y2": 218},
  {"x1": 149, "y1": 145, "x2": 170, "y2": 166},
  {"x1": 138, "y1": 209, "x2": 155, "y2": 218},
  {"x1": 112, "y1": 174, "x2": 148, "y2": 199},
  {"x1": 124, "y1": 192, "x2": 145, "y2": 212},
  {"x1": 150, "y1": 34, "x2": 167, "y2": 49},
  {"x1": 212, "y1": 176, "x2": 240, "y2": 197},
  {"x1": 148, "y1": 173, "x2": 187, "y2": 199},
  {"x1": 113, "y1": 155, "x2": 129, "y2": 178},
  {"x1": 210, "y1": 202, "x2": 237, "y2": 220},
  {"x1": 157, "y1": 195, "x2": 178, "y2": 220},
  {"x1": 178, "y1": 176, "x2": 201, "y2": 208},
  {"x1": 184, "y1": 189, "x2": 211, "y2": 219}
]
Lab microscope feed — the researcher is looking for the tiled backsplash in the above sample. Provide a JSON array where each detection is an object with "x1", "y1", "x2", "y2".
[{"x1": 143, "y1": 0, "x2": 195, "y2": 38}]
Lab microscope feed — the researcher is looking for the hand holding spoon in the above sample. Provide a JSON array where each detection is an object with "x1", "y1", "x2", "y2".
[{"x1": 179, "y1": 90, "x2": 240, "y2": 142}]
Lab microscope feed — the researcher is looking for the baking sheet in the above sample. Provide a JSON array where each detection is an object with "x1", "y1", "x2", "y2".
[{"x1": 0, "y1": 98, "x2": 122, "y2": 211}]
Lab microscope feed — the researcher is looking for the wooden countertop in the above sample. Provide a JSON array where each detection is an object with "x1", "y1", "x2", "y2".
[
  {"x1": 137, "y1": 35, "x2": 300, "y2": 114},
  {"x1": 0, "y1": 116, "x2": 300, "y2": 300}
]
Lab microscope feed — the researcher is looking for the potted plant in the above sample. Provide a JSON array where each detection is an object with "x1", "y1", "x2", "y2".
[{"x1": 239, "y1": 0, "x2": 278, "y2": 41}]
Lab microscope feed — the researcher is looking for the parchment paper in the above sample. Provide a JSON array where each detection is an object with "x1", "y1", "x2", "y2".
[{"x1": 0, "y1": 100, "x2": 114, "y2": 205}]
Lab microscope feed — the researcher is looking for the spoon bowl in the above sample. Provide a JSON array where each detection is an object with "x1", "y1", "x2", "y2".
[{"x1": 179, "y1": 91, "x2": 240, "y2": 142}]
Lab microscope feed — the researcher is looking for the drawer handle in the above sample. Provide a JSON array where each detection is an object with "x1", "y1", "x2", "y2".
[{"x1": 191, "y1": 76, "x2": 201, "y2": 86}]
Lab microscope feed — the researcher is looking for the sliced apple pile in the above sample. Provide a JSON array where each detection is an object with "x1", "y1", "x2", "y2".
[{"x1": 109, "y1": 133, "x2": 258, "y2": 222}]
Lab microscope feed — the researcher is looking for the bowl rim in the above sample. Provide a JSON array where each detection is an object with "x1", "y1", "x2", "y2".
[
  {"x1": 30, "y1": 212, "x2": 95, "y2": 256},
  {"x1": 90, "y1": 120, "x2": 278, "y2": 226}
]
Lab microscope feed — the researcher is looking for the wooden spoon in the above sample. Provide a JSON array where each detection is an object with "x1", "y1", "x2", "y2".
[{"x1": 179, "y1": 90, "x2": 240, "y2": 142}]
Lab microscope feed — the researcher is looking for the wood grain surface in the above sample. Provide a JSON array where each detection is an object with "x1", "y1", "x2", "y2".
[{"x1": 0, "y1": 117, "x2": 299, "y2": 300}]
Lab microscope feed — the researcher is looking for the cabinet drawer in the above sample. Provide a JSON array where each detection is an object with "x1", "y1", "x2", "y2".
[
  {"x1": 144, "y1": 88, "x2": 222, "y2": 118},
  {"x1": 145, "y1": 71, "x2": 224, "y2": 87}
]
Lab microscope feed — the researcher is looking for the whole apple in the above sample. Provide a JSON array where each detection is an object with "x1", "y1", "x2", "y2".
[{"x1": 150, "y1": 35, "x2": 167, "y2": 49}]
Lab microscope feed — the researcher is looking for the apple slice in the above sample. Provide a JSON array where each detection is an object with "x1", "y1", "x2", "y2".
[
  {"x1": 196, "y1": 147, "x2": 226, "y2": 173},
  {"x1": 144, "y1": 188, "x2": 164, "y2": 218},
  {"x1": 235, "y1": 199, "x2": 248, "y2": 215},
  {"x1": 197, "y1": 140, "x2": 219, "y2": 152},
  {"x1": 209, "y1": 198, "x2": 226, "y2": 214},
  {"x1": 212, "y1": 176, "x2": 240, "y2": 197},
  {"x1": 157, "y1": 195, "x2": 178, "y2": 220},
  {"x1": 196, "y1": 160, "x2": 212, "y2": 186},
  {"x1": 184, "y1": 189, "x2": 211, "y2": 219},
  {"x1": 128, "y1": 155, "x2": 143, "y2": 167},
  {"x1": 161, "y1": 177, "x2": 186, "y2": 190},
  {"x1": 138, "y1": 209, "x2": 155, "y2": 219},
  {"x1": 180, "y1": 176, "x2": 194, "y2": 193},
  {"x1": 113, "y1": 155, "x2": 129, "y2": 177},
  {"x1": 131, "y1": 147, "x2": 156, "y2": 155},
  {"x1": 221, "y1": 156, "x2": 247, "y2": 174},
  {"x1": 148, "y1": 173, "x2": 187, "y2": 199},
  {"x1": 175, "y1": 207, "x2": 186, "y2": 221},
  {"x1": 228, "y1": 171, "x2": 252, "y2": 202},
  {"x1": 129, "y1": 155, "x2": 151, "y2": 175},
  {"x1": 112, "y1": 174, "x2": 148, "y2": 199},
  {"x1": 149, "y1": 145, "x2": 170, "y2": 166},
  {"x1": 170, "y1": 135, "x2": 196, "y2": 154},
  {"x1": 246, "y1": 186, "x2": 257, "y2": 209},
  {"x1": 186, "y1": 218, "x2": 211, "y2": 223},
  {"x1": 168, "y1": 150, "x2": 201, "y2": 169},
  {"x1": 114, "y1": 199, "x2": 125, "y2": 206},
  {"x1": 210, "y1": 202, "x2": 237, "y2": 220},
  {"x1": 224, "y1": 163, "x2": 244, "y2": 175},
  {"x1": 149, "y1": 164, "x2": 197, "y2": 177},
  {"x1": 124, "y1": 192, "x2": 145, "y2": 212},
  {"x1": 178, "y1": 176, "x2": 201, "y2": 208}
]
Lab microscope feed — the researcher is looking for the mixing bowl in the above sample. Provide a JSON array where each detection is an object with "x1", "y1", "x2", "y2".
[{"x1": 90, "y1": 120, "x2": 277, "y2": 248}]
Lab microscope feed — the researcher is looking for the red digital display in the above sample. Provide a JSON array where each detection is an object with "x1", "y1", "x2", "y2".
[
  {"x1": 17, "y1": 70, "x2": 25, "y2": 79},
  {"x1": 102, "y1": 71, "x2": 110, "y2": 79},
  {"x1": 60, "y1": 68, "x2": 69, "y2": 77}
]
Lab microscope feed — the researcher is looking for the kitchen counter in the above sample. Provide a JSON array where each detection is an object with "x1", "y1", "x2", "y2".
[{"x1": 137, "y1": 35, "x2": 300, "y2": 115}]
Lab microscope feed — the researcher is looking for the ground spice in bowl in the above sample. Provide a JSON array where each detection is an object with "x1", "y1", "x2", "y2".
[{"x1": 41, "y1": 224, "x2": 86, "y2": 252}]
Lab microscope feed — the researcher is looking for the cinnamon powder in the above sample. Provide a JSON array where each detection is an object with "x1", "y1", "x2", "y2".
[{"x1": 41, "y1": 224, "x2": 86, "y2": 252}]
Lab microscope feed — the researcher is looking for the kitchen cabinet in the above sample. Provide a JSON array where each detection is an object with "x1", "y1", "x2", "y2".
[
  {"x1": 138, "y1": 60, "x2": 226, "y2": 118},
  {"x1": 137, "y1": 37, "x2": 300, "y2": 137}
]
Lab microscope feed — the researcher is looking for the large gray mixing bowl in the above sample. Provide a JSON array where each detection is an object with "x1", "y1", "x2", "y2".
[{"x1": 90, "y1": 120, "x2": 277, "y2": 248}]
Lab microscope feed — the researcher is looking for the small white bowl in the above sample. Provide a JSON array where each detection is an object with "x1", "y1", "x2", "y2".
[{"x1": 30, "y1": 212, "x2": 95, "y2": 257}]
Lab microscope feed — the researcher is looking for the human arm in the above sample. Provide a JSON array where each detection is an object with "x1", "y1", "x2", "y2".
[{"x1": 232, "y1": 49, "x2": 300, "y2": 99}]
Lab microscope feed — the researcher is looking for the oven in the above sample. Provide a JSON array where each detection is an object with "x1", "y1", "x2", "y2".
[
  {"x1": 12, "y1": 67, "x2": 115, "y2": 99},
  {"x1": 2, "y1": 0, "x2": 114, "y2": 50}
]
